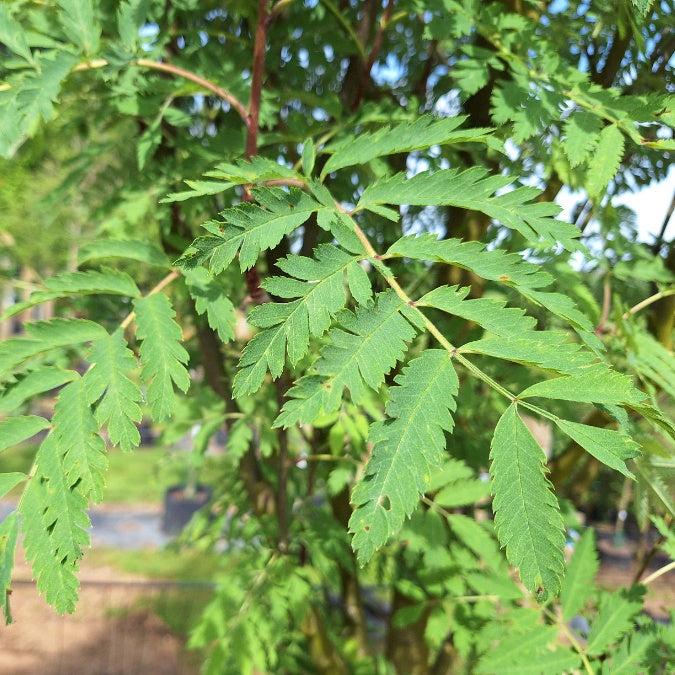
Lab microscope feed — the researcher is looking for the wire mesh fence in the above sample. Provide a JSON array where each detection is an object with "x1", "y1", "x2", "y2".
[{"x1": 1, "y1": 578, "x2": 216, "y2": 675}]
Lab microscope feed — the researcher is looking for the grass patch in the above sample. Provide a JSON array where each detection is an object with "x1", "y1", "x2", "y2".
[{"x1": 86, "y1": 546, "x2": 222, "y2": 582}]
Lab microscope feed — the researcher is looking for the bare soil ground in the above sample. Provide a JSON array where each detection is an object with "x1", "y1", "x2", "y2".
[{"x1": 0, "y1": 549, "x2": 200, "y2": 675}]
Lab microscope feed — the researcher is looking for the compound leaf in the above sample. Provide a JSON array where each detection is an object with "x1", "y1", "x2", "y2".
[
  {"x1": 0, "y1": 368, "x2": 77, "y2": 414},
  {"x1": 275, "y1": 290, "x2": 419, "y2": 426},
  {"x1": 3, "y1": 268, "x2": 140, "y2": 319},
  {"x1": 177, "y1": 188, "x2": 323, "y2": 273},
  {"x1": 78, "y1": 239, "x2": 170, "y2": 268},
  {"x1": 233, "y1": 244, "x2": 368, "y2": 396},
  {"x1": 520, "y1": 367, "x2": 647, "y2": 407}
]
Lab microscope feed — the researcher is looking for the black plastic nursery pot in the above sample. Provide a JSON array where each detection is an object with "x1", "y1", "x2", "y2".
[{"x1": 162, "y1": 484, "x2": 213, "y2": 535}]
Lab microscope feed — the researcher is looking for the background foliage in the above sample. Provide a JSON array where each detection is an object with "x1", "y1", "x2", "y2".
[{"x1": 1, "y1": 0, "x2": 674, "y2": 672}]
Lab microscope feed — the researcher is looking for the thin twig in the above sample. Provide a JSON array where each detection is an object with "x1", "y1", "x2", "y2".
[
  {"x1": 624, "y1": 288, "x2": 675, "y2": 318},
  {"x1": 595, "y1": 274, "x2": 612, "y2": 335},
  {"x1": 651, "y1": 187, "x2": 675, "y2": 254},
  {"x1": 73, "y1": 58, "x2": 249, "y2": 126},
  {"x1": 641, "y1": 560, "x2": 675, "y2": 586},
  {"x1": 119, "y1": 268, "x2": 180, "y2": 330},
  {"x1": 352, "y1": 0, "x2": 395, "y2": 110}
]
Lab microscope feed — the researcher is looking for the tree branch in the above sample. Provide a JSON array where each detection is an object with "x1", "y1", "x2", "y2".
[
  {"x1": 351, "y1": 0, "x2": 396, "y2": 111},
  {"x1": 73, "y1": 58, "x2": 249, "y2": 126}
]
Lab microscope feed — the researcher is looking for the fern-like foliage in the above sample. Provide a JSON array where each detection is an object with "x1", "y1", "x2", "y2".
[
  {"x1": 0, "y1": 367, "x2": 76, "y2": 414},
  {"x1": 177, "y1": 188, "x2": 325, "y2": 273},
  {"x1": 321, "y1": 115, "x2": 492, "y2": 176},
  {"x1": 359, "y1": 168, "x2": 582, "y2": 251},
  {"x1": 84, "y1": 330, "x2": 143, "y2": 453},
  {"x1": 585, "y1": 587, "x2": 644, "y2": 656},
  {"x1": 489, "y1": 404, "x2": 566, "y2": 599},
  {"x1": 233, "y1": 244, "x2": 371, "y2": 396},
  {"x1": 586, "y1": 124, "x2": 625, "y2": 197},
  {"x1": 349, "y1": 350, "x2": 459, "y2": 564},
  {"x1": 274, "y1": 290, "x2": 420, "y2": 426},
  {"x1": 388, "y1": 234, "x2": 599, "y2": 345},
  {"x1": 134, "y1": 293, "x2": 190, "y2": 421},
  {"x1": 184, "y1": 268, "x2": 237, "y2": 344},
  {"x1": 52, "y1": 377, "x2": 108, "y2": 503},
  {"x1": 560, "y1": 528, "x2": 598, "y2": 621},
  {"x1": 0, "y1": 512, "x2": 19, "y2": 622},
  {"x1": 0, "y1": 318, "x2": 107, "y2": 379},
  {"x1": 19, "y1": 434, "x2": 91, "y2": 614},
  {"x1": 163, "y1": 156, "x2": 301, "y2": 203},
  {"x1": 2, "y1": 268, "x2": 140, "y2": 319}
]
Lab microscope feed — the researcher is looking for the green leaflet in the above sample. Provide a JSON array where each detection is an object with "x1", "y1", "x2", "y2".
[
  {"x1": 489, "y1": 405, "x2": 566, "y2": 599},
  {"x1": 602, "y1": 629, "x2": 658, "y2": 675},
  {"x1": 85, "y1": 330, "x2": 143, "y2": 453},
  {"x1": 184, "y1": 268, "x2": 237, "y2": 344},
  {"x1": 0, "y1": 319, "x2": 107, "y2": 379},
  {"x1": 554, "y1": 419, "x2": 640, "y2": 478},
  {"x1": 632, "y1": 331, "x2": 675, "y2": 401},
  {"x1": 117, "y1": 0, "x2": 150, "y2": 50},
  {"x1": 435, "y1": 479, "x2": 490, "y2": 508},
  {"x1": 162, "y1": 157, "x2": 299, "y2": 203},
  {"x1": 419, "y1": 285, "x2": 537, "y2": 338},
  {"x1": 56, "y1": 0, "x2": 100, "y2": 54},
  {"x1": 0, "y1": 5, "x2": 34, "y2": 64},
  {"x1": 52, "y1": 378, "x2": 107, "y2": 503},
  {"x1": 0, "y1": 416, "x2": 50, "y2": 451},
  {"x1": 387, "y1": 233, "x2": 553, "y2": 290},
  {"x1": 233, "y1": 244, "x2": 370, "y2": 397},
  {"x1": 359, "y1": 168, "x2": 582, "y2": 252},
  {"x1": 520, "y1": 366, "x2": 647, "y2": 406},
  {"x1": 560, "y1": 528, "x2": 598, "y2": 621},
  {"x1": 134, "y1": 294, "x2": 190, "y2": 421},
  {"x1": 387, "y1": 234, "x2": 600, "y2": 345},
  {"x1": 586, "y1": 124, "x2": 624, "y2": 197},
  {"x1": 274, "y1": 290, "x2": 420, "y2": 427},
  {"x1": 19, "y1": 434, "x2": 91, "y2": 614},
  {"x1": 0, "y1": 367, "x2": 77, "y2": 414},
  {"x1": 350, "y1": 350, "x2": 459, "y2": 564},
  {"x1": 2, "y1": 268, "x2": 141, "y2": 319},
  {"x1": 0, "y1": 512, "x2": 19, "y2": 624},
  {"x1": 474, "y1": 625, "x2": 559, "y2": 674},
  {"x1": 78, "y1": 239, "x2": 170, "y2": 267},
  {"x1": 460, "y1": 332, "x2": 596, "y2": 374},
  {"x1": 321, "y1": 115, "x2": 491, "y2": 176},
  {"x1": 586, "y1": 587, "x2": 644, "y2": 656},
  {"x1": 0, "y1": 49, "x2": 79, "y2": 158},
  {"x1": 477, "y1": 647, "x2": 580, "y2": 675},
  {"x1": 562, "y1": 111, "x2": 602, "y2": 167},
  {"x1": 630, "y1": 1, "x2": 655, "y2": 20},
  {"x1": 177, "y1": 188, "x2": 324, "y2": 273}
]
